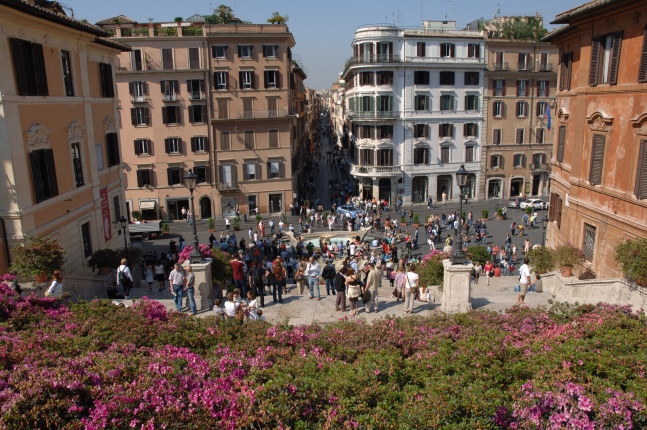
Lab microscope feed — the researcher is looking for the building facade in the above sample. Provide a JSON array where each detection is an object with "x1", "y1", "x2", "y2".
[
  {"x1": 482, "y1": 34, "x2": 558, "y2": 200},
  {"x1": 544, "y1": 0, "x2": 647, "y2": 278},
  {"x1": 98, "y1": 18, "x2": 305, "y2": 220},
  {"x1": 341, "y1": 22, "x2": 485, "y2": 205},
  {"x1": 0, "y1": 0, "x2": 129, "y2": 274}
]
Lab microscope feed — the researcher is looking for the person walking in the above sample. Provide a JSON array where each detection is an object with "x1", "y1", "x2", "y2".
[
  {"x1": 364, "y1": 262, "x2": 380, "y2": 313},
  {"x1": 322, "y1": 259, "x2": 336, "y2": 296},
  {"x1": 517, "y1": 257, "x2": 531, "y2": 305},
  {"x1": 184, "y1": 265, "x2": 197, "y2": 315},
  {"x1": 335, "y1": 266, "x2": 347, "y2": 312},
  {"x1": 168, "y1": 263, "x2": 185, "y2": 312},
  {"x1": 403, "y1": 263, "x2": 419, "y2": 313},
  {"x1": 117, "y1": 258, "x2": 134, "y2": 299},
  {"x1": 305, "y1": 256, "x2": 322, "y2": 301}
]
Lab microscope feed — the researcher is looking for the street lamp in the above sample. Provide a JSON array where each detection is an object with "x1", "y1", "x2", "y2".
[
  {"x1": 541, "y1": 215, "x2": 548, "y2": 246},
  {"x1": 452, "y1": 164, "x2": 469, "y2": 265},
  {"x1": 119, "y1": 216, "x2": 128, "y2": 250},
  {"x1": 184, "y1": 169, "x2": 202, "y2": 264}
]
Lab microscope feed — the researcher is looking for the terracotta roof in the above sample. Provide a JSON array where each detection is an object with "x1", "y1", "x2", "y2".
[
  {"x1": 95, "y1": 15, "x2": 137, "y2": 25},
  {"x1": 94, "y1": 37, "x2": 132, "y2": 51},
  {"x1": 541, "y1": 25, "x2": 570, "y2": 42},
  {"x1": 551, "y1": 0, "x2": 621, "y2": 24}
]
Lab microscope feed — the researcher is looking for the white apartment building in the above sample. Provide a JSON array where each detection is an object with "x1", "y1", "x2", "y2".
[{"x1": 341, "y1": 21, "x2": 485, "y2": 204}]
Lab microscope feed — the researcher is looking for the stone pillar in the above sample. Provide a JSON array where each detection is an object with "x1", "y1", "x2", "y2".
[
  {"x1": 183, "y1": 259, "x2": 214, "y2": 311},
  {"x1": 372, "y1": 177, "x2": 379, "y2": 200},
  {"x1": 441, "y1": 259, "x2": 473, "y2": 313}
]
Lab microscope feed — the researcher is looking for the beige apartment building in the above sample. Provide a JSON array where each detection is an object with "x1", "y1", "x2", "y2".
[
  {"x1": 98, "y1": 17, "x2": 305, "y2": 220},
  {"x1": 481, "y1": 25, "x2": 558, "y2": 200},
  {"x1": 0, "y1": 0, "x2": 129, "y2": 274}
]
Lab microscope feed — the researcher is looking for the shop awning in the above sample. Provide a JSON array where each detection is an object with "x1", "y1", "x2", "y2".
[{"x1": 140, "y1": 201, "x2": 156, "y2": 210}]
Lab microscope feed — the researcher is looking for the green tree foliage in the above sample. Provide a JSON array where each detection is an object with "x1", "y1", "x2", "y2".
[
  {"x1": 205, "y1": 4, "x2": 235, "y2": 24},
  {"x1": 267, "y1": 12, "x2": 288, "y2": 25},
  {"x1": 467, "y1": 246, "x2": 491, "y2": 265}
]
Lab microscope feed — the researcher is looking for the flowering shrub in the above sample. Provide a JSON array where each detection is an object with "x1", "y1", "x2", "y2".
[
  {"x1": 615, "y1": 237, "x2": 647, "y2": 286},
  {"x1": 9, "y1": 235, "x2": 66, "y2": 277},
  {"x1": 177, "y1": 243, "x2": 213, "y2": 263},
  {"x1": 417, "y1": 250, "x2": 449, "y2": 288},
  {"x1": 0, "y1": 276, "x2": 646, "y2": 428}
]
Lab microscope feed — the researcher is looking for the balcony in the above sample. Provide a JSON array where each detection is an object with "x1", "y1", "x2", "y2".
[
  {"x1": 163, "y1": 93, "x2": 178, "y2": 102},
  {"x1": 350, "y1": 164, "x2": 402, "y2": 177},
  {"x1": 131, "y1": 94, "x2": 147, "y2": 103},
  {"x1": 492, "y1": 62, "x2": 509, "y2": 71},
  {"x1": 217, "y1": 182, "x2": 239, "y2": 193},
  {"x1": 538, "y1": 63, "x2": 554, "y2": 72},
  {"x1": 233, "y1": 108, "x2": 289, "y2": 120},
  {"x1": 189, "y1": 92, "x2": 205, "y2": 101},
  {"x1": 529, "y1": 163, "x2": 549, "y2": 172},
  {"x1": 347, "y1": 110, "x2": 399, "y2": 120},
  {"x1": 405, "y1": 56, "x2": 484, "y2": 64},
  {"x1": 346, "y1": 54, "x2": 402, "y2": 66},
  {"x1": 517, "y1": 62, "x2": 533, "y2": 71}
]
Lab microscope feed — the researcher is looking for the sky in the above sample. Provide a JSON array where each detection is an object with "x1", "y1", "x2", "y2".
[{"x1": 63, "y1": 0, "x2": 586, "y2": 89}]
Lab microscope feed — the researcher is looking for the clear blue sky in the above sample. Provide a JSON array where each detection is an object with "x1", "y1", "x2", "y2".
[{"x1": 64, "y1": 0, "x2": 586, "y2": 89}]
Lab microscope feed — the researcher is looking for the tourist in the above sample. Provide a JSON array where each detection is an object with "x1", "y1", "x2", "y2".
[
  {"x1": 364, "y1": 262, "x2": 380, "y2": 313},
  {"x1": 517, "y1": 257, "x2": 531, "y2": 305},
  {"x1": 224, "y1": 292, "x2": 238, "y2": 319},
  {"x1": 168, "y1": 263, "x2": 185, "y2": 311},
  {"x1": 117, "y1": 258, "x2": 134, "y2": 300},
  {"x1": 533, "y1": 273, "x2": 543, "y2": 293},
  {"x1": 45, "y1": 270, "x2": 63, "y2": 298},
  {"x1": 322, "y1": 259, "x2": 336, "y2": 295},
  {"x1": 230, "y1": 254, "x2": 247, "y2": 297},
  {"x1": 154, "y1": 260, "x2": 166, "y2": 292},
  {"x1": 247, "y1": 261, "x2": 265, "y2": 308},
  {"x1": 212, "y1": 299, "x2": 224, "y2": 320},
  {"x1": 484, "y1": 260, "x2": 494, "y2": 286},
  {"x1": 305, "y1": 256, "x2": 322, "y2": 301},
  {"x1": 403, "y1": 263, "x2": 419, "y2": 314},
  {"x1": 294, "y1": 257, "x2": 307, "y2": 295},
  {"x1": 345, "y1": 268, "x2": 362, "y2": 316},
  {"x1": 335, "y1": 266, "x2": 347, "y2": 312},
  {"x1": 184, "y1": 265, "x2": 197, "y2": 315},
  {"x1": 246, "y1": 291, "x2": 259, "y2": 320},
  {"x1": 271, "y1": 257, "x2": 284, "y2": 303}
]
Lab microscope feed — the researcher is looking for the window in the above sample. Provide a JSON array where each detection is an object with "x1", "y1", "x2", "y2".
[
  {"x1": 188, "y1": 47, "x2": 200, "y2": 69},
  {"x1": 377, "y1": 149, "x2": 393, "y2": 166},
  {"x1": 244, "y1": 162, "x2": 258, "y2": 180},
  {"x1": 440, "y1": 94, "x2": 455, "y2": 111},
  {"x1": 557, "y1": 126, "x2": 566, "y2": 163},
  {"x1": 518, "y1": 52, "x2": 531, "y2": 70},
  {"x1": 263, "y1": 45, "x2": 278, "y2": 58},
  {"x1": 493, "y1": 101, "x2": 504, "y2": 118},
  {"x1": 217, "y1": 99, "x2": 228, "y2": 119},
  {"x1": 195, "y1": 165, "x2": 209, "y2": 184},
  {"x1": 212, "y1": 45, "x2": 228, "y2": 59},
  {"x1": 537, "y1": 80, "x2": 548, "y2": 97},
  {"x1": 61, "y1": 50, "x2": 74, "y2": 96},
  {"x1": 535, "y1": 128, "x2": 544, "y2": 144},
  {"x1": 583, "y1": 224, "x2": 596, "y2": 262},
  {"x1": 134, "y1": 139, "x2": 151, "y2": 156},
  {"x1": 463, "y1": 123, "x2": 478, "y2": 137},
  {"x1": 99, "y1": 62, "x2": 114, "y2": 97},
  {"x1": 414, "y1": 148, "x2": 429, "y2": 164},
  {"x1": 516, "y1": 101, "x2": 528, "y2": 117},
  {"x1": 635, "y1": 140, "x2": 647, "y2": 199},
  {"x1": 377, "y1": 95, "x2": 393, "y2": 113},
  {"x1": 532, "y1": 153, "x2": 546, "y2": 169},
  {"x1": 360, "y1": 148, "x2": 373, "y2": 165},
  {"x1": 112, "y1": 195, "x2": 121, "y2": 224},
  {"x1": 440, "y1": 43, "x2": 455, "y2": 58},
  {"x1": 414, "y1": 124, "x2": 429, "y2": 139},
  {"x1": 81, "y1": 222, "x2": 92, "y2": 258},
  {"x1": 464, "y1": 72, "x2": 479, "y2": 85},
  {"x1": 440, "y1": 146, "x2": 450, "y2": 163},
  {"x1": 244, "y1": 131, "x2": 255, "y2": 149},
  {"x1": 516, "y1": 128, "x2": 525, "y2": 144},
  {"x1": 493, "y1": 79, "x2": 505, "y2": 96},
  {"x1": 414, "y1": 94, "x2": 430, "y2": 111},
  {"x1": 264, "y1": 70, "x2": 279, "y2": 88},
  {"x1": 267, "y1": 98, "x2": 278, "y2": 117},
  {"x1": 494, "y1": 51, "x2": 505, "y2": 70},
  {"x1": 465, "y1": 146, "x2": 475, "y2": 162},
  {"x1": 214, "y1": 71, "x2": 228, "y2": 90},
  {"x1": 377, "y1": 42, "x2": 392, "y2": 62},
  {"x1": 167, "y1": 167, "x2": 183, "y2": 186},
  {"x1": 162, "y1": 106, "x2": 181, "y2": 125},
  {"x1": 130, "y1": 107, "x2": 151, "y2": 126},
  {"x1": 161, "y1": 48, "x2": 174, "y2": 70},
  {"x1": 359, "y1": 125, "x2": 372, "y2": 139},
  {"x1": 191, "y1": 136, "x2": 208, "y2": 153},
  {"x1": 414, "y1": 71, "x2": 430, "y2": 85},
  {"x1": 514, "y1": 153, "x2": 526, "y2": 167},
  {"x1": 136, "y1": 169, "x2": 153, "y2": 187},
  {"x1": 219, "y1": 164, "x2": 236, "y2": 187},
  {"x1": 131, "y1": 49, "x2": 143, "y2": 71},
  {"x1": 639, "y1": 26, "x2": 647, "y2": 83},
  {"x1": 268, "y1": 160, "x2": 283, "y2": 178},
  {"x1": 560, "y1": 52, "x2": 573, "y2": 91},
  {"x1": 29, "y1": 149, "x2": 58, "y2": 203},
  {"x1": 439, "y1": 123, "x2": 454, "y2": 139},
  {"x1": 165, "y1": 137, "x2": 181, "y2": 154},
  {"x1": 548, "y1": 193, "x2": 563, "y2": 228},
  {"x1": 106, "y1": 133, "x2": 120, "y2": 167},
  {"x1": 464, "y1": 94, "x2": 479, "y2": 111},
  {"x1": 589, "y1": 134, "x2": 605, "y2": 185},
  {"x1": 239, "y1": 70, "x2": 254, "y2": 89},
  {"x1": 238, "y1": 45, "x2": 253, "y2": 59},
  {"x1": 490, "y1": 154, "x2": 501, "y2": 168},
  {"x1": 538, "y1": 52, "x2": 549, "y2": 71},
  {"x1": 160, "y1": 80, "x2": 179, "y2": 101},
  {"x1": 95, "y1": 144, "x2": 104, "y2": 171},
  {"x1": 187, "y1": 79, "x2": 205, "y2": 99},
  {"x1": 360, "y1": 71, "x2": 373, "y2": 86},
  {"x1": 439, "y1": 71, "x2": 455, "y2": 85},
  {"x1": 242, "y1": 98, "x2": 253, "y2": 118},
  {"x1": 359, "y1": 96, "x2": 373, "y2": 112},
  {"x1": 379, "y1": 125, "x2": 393, "y2": 139},
  {"x1": 590, "y1": 32, "x2": 622, "y2": 86},
  {"x1": 467, "y1": 43, "x2": 480, "y2": 58},
  {"x1": 416, "y1": 42, "x2": 426, "y2": 57},
  {"x1": 536, "y1": 101, "x2": 548, "y2": 118},
  {"x1": 492, "y1": 129, "x2": 502, "y2": 145},
  {"x1": 517, "y1": 80, "x2": 528, "y2": 97},
  {"x1": 188, "y1": 105, "x2": 206, "y2": 123},
  {"x1": 129, "y1": 81, "x2": 148, "y2": 102},
  {"x1": 10, "y1": 38, "x2": 48, "y2": 96},
  {"x1": 378, "y1": 71, "x2": 393, "y2": 85},
  {"x1": 220, "y1": 132, "x2": 230, "y2": 150}
]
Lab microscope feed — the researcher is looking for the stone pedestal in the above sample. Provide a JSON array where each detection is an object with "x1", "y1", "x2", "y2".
[
  {"x1": 183, "y1": 259, "x2": 214, "y2": 311},
  {"x1": 441, "y1": 259, "x2": 473, "y2": 313}
]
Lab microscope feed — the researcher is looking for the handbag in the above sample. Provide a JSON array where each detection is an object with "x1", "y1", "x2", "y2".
[
  {"x1": 406, "y1": 274, "x2": 419, "y2": 294},
  {"x1": 294, "y1": 269, "x2": 304, "y2": 282}
]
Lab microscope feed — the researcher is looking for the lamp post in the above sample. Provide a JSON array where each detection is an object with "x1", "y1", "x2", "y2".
[
  {"x1": 541, "y1": 215, "x2": 548, "y2": 246},
  {"x1": 184, "y1": 169, "x2": 202, "y2": 264},
  {"x1": 119, "y1": 216, "x2": 128, "y2": 250},
  {"x1": 451, "y1": 164, "x2": 469, "y2": 265}
]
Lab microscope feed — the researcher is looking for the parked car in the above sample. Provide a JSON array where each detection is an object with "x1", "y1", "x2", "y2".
[
  {"x1": 336, "y1": 204, "x2": 361, "y2": 219},
  {"x1": 520, "y1": 199, "x2": 548, "y2": 210},
  {"x1": 508, "y1": 197, "x2": 523, "y2": 208}
]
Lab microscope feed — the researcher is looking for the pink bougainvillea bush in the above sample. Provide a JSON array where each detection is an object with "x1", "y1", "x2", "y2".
[
  {"x1": 0, "y1": 277, "x2": 646, "y2": 428},
  {"x1": 177, "y1": 243, "x2": 213, "y2": 263}
]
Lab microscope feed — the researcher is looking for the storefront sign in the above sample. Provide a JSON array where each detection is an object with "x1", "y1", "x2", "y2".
[{"x1": 100, "y1": 187, "x2": 112, "y2": 242}]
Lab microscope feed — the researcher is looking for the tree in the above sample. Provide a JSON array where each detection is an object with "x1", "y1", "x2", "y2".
[
  {"x1": 267, "y1": 12, "x2": 288, "y2": 25},
  {"x1": 205, "y1": 4, "x2": 235, "y2": 24}
]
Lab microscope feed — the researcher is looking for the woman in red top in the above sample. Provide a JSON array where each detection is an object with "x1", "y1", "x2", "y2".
[{"x1": 484, "y1": 260, "x2": 494, "y2": 286}]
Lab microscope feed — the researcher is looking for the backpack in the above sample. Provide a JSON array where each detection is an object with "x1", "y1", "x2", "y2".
[
  {"x1": 252, "y1": 266, "x2": 264, "y2": 284},
  {"x1": 118, "y1": 268, "x2": 133, "y2": 288}
]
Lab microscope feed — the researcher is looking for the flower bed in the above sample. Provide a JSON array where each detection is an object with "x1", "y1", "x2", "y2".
[{"x1": 0, "y1": 279, "x2": 645, "y2": 428}]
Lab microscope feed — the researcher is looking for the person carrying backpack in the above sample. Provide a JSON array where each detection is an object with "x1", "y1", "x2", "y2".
[
  {"x1": 116, "y1": 258, "x2": 134, "y2": 299},
  {"x1": 247, "y1": 261, "x2": 265, "y2": 308}
]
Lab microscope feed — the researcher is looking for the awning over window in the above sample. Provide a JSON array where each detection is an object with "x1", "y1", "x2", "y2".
[{"x1": 140, "y1": 201, "x2": 156, "y2": 210}]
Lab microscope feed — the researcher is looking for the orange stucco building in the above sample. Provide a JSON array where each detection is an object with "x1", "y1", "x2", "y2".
[
  {"x1": 544, "y1": 0, "x2": 647, "y2": 278},
  {"x1": 0, "y1": 0, "x2": 129, "y2": 274}
]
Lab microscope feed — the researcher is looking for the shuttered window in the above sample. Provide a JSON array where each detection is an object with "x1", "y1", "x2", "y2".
[
  {"x1": 188, "y1": 47, "x2": 200, "y2": 69},
  {"x1": 10, "y1": 38, "x2": 49, "y2": 96},
  {"x1": 639, "y1": 26, "x2": 647, "y2": 83},
  {"x1": 269, "y1": 130, "x2": 279, "y2": 148},
  {"x1": 161, "y1": 48, "x2": 174, "y2": 69},
  {"x1": 61, "y1": 50, "x2": 74, "y2": 96},
  {"x1": 589, "y1": 134, "x2": 605, "y2": 185},
  {"x1": 589, "y1": 32, "x2": 622, "y2": 86},
  {"x1": 439, "y1": 71, "x2": 455, "y2": 85},
  {"x1": 217, "y1": 99, "x2": 228, "y2": 119},
  {"x1": 438, "y1": 123, "x2": 453, "y2": 139},
  {"x1": 559, "y1": 52, "x2": 573, "y2": 91},
  {"x1": 220, "y1": 132, "x2": 230, "y2": 150},
  {"x1": 136, "y1": 169, "x2": 153, "y2": 187},
  {"x1": 557, "y1": 125, "x2": 566, "y2": 162},
  {"x1": 106, "y1": 133, "x2": 120, "y2": 167},
  {"x1": 635, "y1": 140, "x2": 647, "y2": 199},
  {"x1": 29, "y1": 149, "x2": 58, "y2": 203},
  {"x1": 416, "y1": 42, "x2": 426, "y2": 57},
  {"x1": 548, "y1": 193, "x2": 563, "y2": 228}
]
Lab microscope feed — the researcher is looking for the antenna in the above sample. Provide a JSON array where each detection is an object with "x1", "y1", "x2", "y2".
[{"x1": 495, "y1": 2, "x2": 501, "y2": 18}]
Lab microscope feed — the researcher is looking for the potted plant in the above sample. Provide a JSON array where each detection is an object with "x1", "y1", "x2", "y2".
[
  {"x1": 527, "y1": 246, "x2": 555, "y2": 274},
  {"x1": 161, "y1": 221, "x2": 169, "y2": 234},
  {"x1": 88, "y1": 249, "x2": 121, "y2": 274},
  {"x1": 9, "y1": 236, "x2": 66, "y2": 281},
  {"x1": 233, "y1": 216, "x2": 241, "y2": 231},
  {"x1": 412, "y1": 213, "x2": 420, "y2": 227},
  {"x1": 554, "y1": 242, "x2": 585, "y2": 277},
  {"x1": 131, "y1": 210, "x2": 142, "y2": 222},
  {"x1": 207, "y1": 217, "x2": 216, "y2": 232},
  {"x1": 614, "y1": 237, "x2": 647, "y2": 286},
  {"x1": 525, "y1": 206, "x2": 533, "y2": 215},
  {"x1": 481, "y1": 210, "x2": 489, "y2": 220},
  {"x1": 400, "y1": 215, "x2": 406, "y2": 224},
  {"x1": 496, "y1": 207, "x2": 505, "y2": 220},
  {"x1": 255, "y1": 213, "x2": 263, "y2": 222}
]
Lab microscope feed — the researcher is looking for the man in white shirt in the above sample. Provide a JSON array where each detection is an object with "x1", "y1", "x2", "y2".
[
  {"x1": 305, "y1": 256, "x2": 322, "y2": 300},
  {"x1": 517, "y1": 257, "x2": 531, "y2": 305}
]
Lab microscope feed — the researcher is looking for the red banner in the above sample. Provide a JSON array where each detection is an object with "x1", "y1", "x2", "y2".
[{"x1": 100, "y1": 187, "x2": 112, "y2": 242}]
